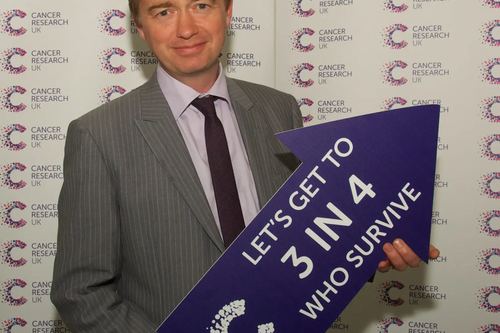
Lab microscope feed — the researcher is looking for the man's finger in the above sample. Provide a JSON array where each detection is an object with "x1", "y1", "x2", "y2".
[
  {"x1": 429, "y1": 244, "x2": 440, "y2": 259},
  {"x1": 383, "y1": 241, "x2": 408, "y2": 271},
  {"x1": 377, "y1": 258, "x2": 391, "y2": 273}
]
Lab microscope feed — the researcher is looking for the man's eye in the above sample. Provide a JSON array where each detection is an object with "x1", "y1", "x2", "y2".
[
  {"x1": 197, "y1": 4, "x2": 208, "y2": 9},
  {"x1": 158, "y1": 10, "x2": 169, "y2": 16}
]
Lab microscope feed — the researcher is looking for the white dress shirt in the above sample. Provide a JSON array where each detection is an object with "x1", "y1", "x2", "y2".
[{"x1": 156, "y1": 65, "x2": 260, "y2": 235}]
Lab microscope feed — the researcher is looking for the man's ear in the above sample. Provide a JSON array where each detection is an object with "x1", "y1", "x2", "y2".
[
  {"x1": 136, "y1": 21, "x2": 146, "y2": 41},
  {"x1": 225, "y1": 0, "x2": 233, "y2": 28}
]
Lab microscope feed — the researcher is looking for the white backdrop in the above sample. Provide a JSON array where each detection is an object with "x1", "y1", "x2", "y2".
[{"x1": 0, "y1": 0, "x2": 499, "y2": 332}]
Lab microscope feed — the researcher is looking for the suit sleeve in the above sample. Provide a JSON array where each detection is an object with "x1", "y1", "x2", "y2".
[{"x1": 51, "y1": 119, "x2": 157, "y2": 333}]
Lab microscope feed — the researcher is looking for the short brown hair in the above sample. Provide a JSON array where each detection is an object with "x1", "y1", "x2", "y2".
[{"x1": 129, "y1": 0, "x2": 232, "y2": 26}]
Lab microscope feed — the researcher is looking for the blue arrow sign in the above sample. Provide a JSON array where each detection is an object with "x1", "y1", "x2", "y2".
[{"x1": 157, "y1": 105, "x2": 440, "y2": 333}]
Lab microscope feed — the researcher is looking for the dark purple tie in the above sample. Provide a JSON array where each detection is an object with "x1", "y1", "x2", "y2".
[{"x1": 191, "y1": 96, "x2": 245, "y2": 248}]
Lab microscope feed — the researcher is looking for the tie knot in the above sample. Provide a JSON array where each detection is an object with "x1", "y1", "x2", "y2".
[{"x1": 192, "y1": 96, "x2": 216, "y2": 117}]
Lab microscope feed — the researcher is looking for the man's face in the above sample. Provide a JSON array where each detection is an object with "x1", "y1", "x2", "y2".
[{"x1": 136, "y1": 0, "x2": 232, "y2": 86}]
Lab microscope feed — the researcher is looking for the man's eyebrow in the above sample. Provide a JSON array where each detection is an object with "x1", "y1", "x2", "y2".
[
  {"x1": 147, "y1": 1, "x2": 173, "y2": 14},
  {"x1": 146, "y1": 0, "x2": 219, "y2": 15}
]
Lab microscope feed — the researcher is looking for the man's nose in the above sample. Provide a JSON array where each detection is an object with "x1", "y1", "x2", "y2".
[{"x1": 176, "y1": 11, "x2": 199, "y2": 39}]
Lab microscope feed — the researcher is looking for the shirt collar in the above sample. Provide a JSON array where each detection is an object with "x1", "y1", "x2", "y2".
[{"x1": 156, "y1": 64, "x2": 231, "y2": 120}]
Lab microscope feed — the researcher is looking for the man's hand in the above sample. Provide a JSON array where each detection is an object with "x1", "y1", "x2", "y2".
[{"x1": 377, "y1": 239, "x2": 440, "y2": 272}]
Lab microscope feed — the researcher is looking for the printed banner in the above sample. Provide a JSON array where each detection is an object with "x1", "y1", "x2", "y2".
[{"x1": 158, "y1": 105, "x2": 440, "y2": 333}]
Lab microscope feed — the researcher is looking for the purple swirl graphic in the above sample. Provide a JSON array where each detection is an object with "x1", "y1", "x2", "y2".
[
  {"x1": 1, "y1": 48, "x2": 26, "y2": 74},
  {"x1": 382, "y1": 60, "x2": 408, "y2": 86},
  {"x1": 477, "y1": 286, "x2": 500, "y2": 312},
  {"x1": 1, "y1": 124, "x2": 26, "y2": 151},
  {"x1": 479, "y1": 172, "x2": 500, "y2": 199},
  {"x1": 377, "y1": 317, "x2": 404, "y2": 333},
  {"x1": 478, "y1": 248, "x2": 500, "y2": 275},
  {"x1": 1, "y1": 201, "x2": 27, "y2": 228},
  {"x1": 384, "y1": 0, "x2": 408, "y2": 13},
  {"x1": 382, "y1": 24, "x2": 408, "y2": 49},
  {"x1": 1, "y1": 10, "x2": 26, "y2": 36},
  {"x1": 483, "y1": 0, "x2": 500, "y2": 8},
  {"x1": 1, "y1": 318, "x2": 27, "y2": 333},
  {"x1": 481, "y1": 96, "x2": 500, "y2": 123},
  {"x1": 291, "y1": 28, "x2": 315, "y2": 52},
  {"x1": 1, "y1": 86, "x2": 26, "y2": 112},
  {"x1": 482, "y1": 20, "x2": 500, "y2": 46},
  {"x1": 381, "y1": 97, "x2": 407, "y2": 111},
  {"x1": 480, "y1": 134, "x2": 500, "y2": 161},
  {"x1": 478, "y1": 211, "x2": 500, "y2": 237},
  {"x1": 99, "y1": 47, "x2": 126, "y2": 74},
  {"x1": 99, "y1": 85, "x2": 127, "y2": 104},
  {"x1": 477, "y1": 324, "x2": 500, "y2": 333},
  {"x1": 1, "y1": 240, "x2": 27, "y2": 268},
  {"x1": 290, "y1": 63, "x2": 314, "y2": 87},
  {"x1": 1, "y1": 279, "x2": 27, "y2": 306},
  {"x1": 378, "y1": 281, "x2": 405, "y2": 306},
  {"x1": 291, "y1": 0, "x2": 315, "y2": 17},
  {"x1": 1, "y1": 163, "x2": 26, "y2": 190},
  {"x1": 99, "y1": 10, "x2": 126, "y2": 36},
  {"x1": 481, "y1": 58, "x2": 500, "y2": 84}
]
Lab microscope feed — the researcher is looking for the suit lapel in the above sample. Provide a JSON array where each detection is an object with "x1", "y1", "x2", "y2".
[
  {"x1": 133, "y1": 76, "x2": 225, "y2": 253},
  {"x1": 226, "y1": 79, "x2": 279, "y2": 209}
]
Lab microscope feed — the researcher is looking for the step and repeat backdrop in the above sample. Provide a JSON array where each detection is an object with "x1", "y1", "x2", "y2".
[{"x1": 0, "y1": 0, "x2": 498, "y2": 332}]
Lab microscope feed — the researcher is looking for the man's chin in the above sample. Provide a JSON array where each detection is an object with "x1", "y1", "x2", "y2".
[{"x1": 170, "y1": 62, "x2": 220, "y2": 79}]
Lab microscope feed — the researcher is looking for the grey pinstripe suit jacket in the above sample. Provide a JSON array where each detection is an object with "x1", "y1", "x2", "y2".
[{"x1": 51, "y1": 74, "x2": 302, "y2": 332}]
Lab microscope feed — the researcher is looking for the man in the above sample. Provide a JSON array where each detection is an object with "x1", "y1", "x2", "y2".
[{"x1": 51, "y1": 0, "x2": 438, "y2": 332}]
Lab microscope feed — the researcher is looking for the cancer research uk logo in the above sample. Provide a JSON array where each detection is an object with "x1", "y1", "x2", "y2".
[
  {"x1": 377, "y1": 318, "x2": 446, "y2": 333},
  {"x1": 1, "y1": 201, "x2": 27, "y2": 229},
  {"x1": 291, "y1": 0, "x2": 315, "y2": 17},
  {"x1": 383, "y1": 0, "x2": 408, "y2": 13},
  {"x1": 483, "y1": 0, "x2": 500, "y2": 9},
  {"x1": 1, "y1": 279, "x2": 27, "y2": 306},
  {"x1": 1, "y1": 10, "x2": 27, "y2": 36},
  {"x1": 381, "y1": 97, "x2": 407, "y2": 110},
  {"x1": 378, "y1": 281, "x2": 447, "y2": 306},
  {"x1": 1, "y1": 163, "x2": 26, "y2": 190},
  {"x1": 297, "y1": 98, "x2": 314, "y2": 123},
  {"x1": 381, "y1": 60, "x2": 408, "y2": 86},
  {"x1": 481, "y1": 58, "x2": 500, "y2": 84},
  {"x1": 478, "y1": 248, "x2": 500, "y2": 275},
  {"x1": 482, "y1": 20, "x2": 500, "y2": 47},
  {"x1": 99, "y1": 85, "x2": 127, "y2": 104},
  {"x1": 1, "y1": 318, "x2": 28, "y2": 333},
  {"x1": 479, "y1": 134, "x2": 500, "y2": 161},
  {"x1": 1, "y1": 124, "x2": 27, "y2": 152},
  {"x1": 290, "y1": 63, "x2": 315, "y2": 87},
  {"x1": 1, "y1": 86, "x2": 27, "y2": 112},
  {"x1": 1, "y1": 48, "x2": 27, "y2": 74},
  {"x1": 478, "y1": 211, "x2": 500, "y2": 237},
  {"x1": 99, "y1": 10, "x2": 127, "y2": 36},
  {"x1": 291, "y1": 28, "x2": 352, "y2": 52},
  {"x1": 477, "y1": 324, "x2": 500, "y2": 333},
  {"x1": 377, "y1": 317, "x2": 404, "y2": 333},
  {"x1": 3, "y1": 319, "x2": 67, "y2": 333},
  {"x1": 481, "y1": 96, "x2": 500, "y2": 123},
  {"x1": 99, "y1": 47, "x2": 126, "y2": 74},
  {"x1": 378, "y1": 281, "x2": 405, "y2": 306},
  {"x1": 382, "y1": 24, "x2": 408, "y2": 49},
  {"x1": 477, "y1": 286, "x2": 500, "y2": 313},
  {"x1": 291, "y1": 28, "x2": 315, "y2": 52},
  {"x1": 479, "y1": 172, "x2": 500, "y2": 199},
  {"x1": 1, "y1": 240, "x2": 27, "y2": 268},
  {"x1": 381, "y1": 60, "x2": 449, "y2": 85}
]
